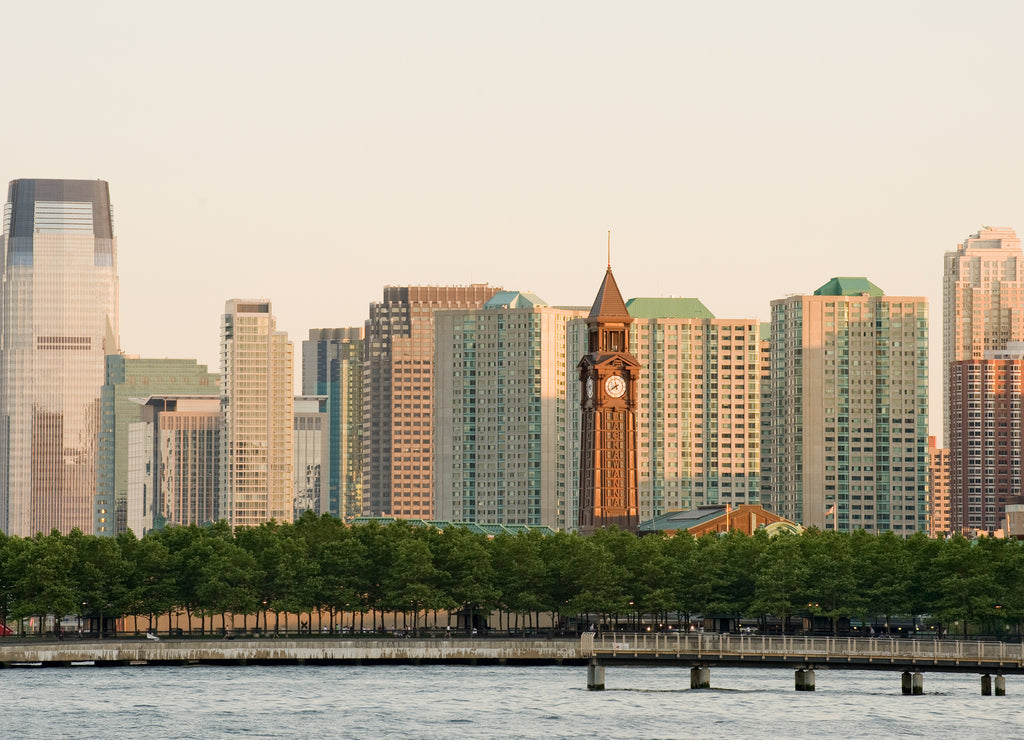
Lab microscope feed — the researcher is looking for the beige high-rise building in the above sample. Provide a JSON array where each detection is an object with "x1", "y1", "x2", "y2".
[
  {"x1": 363, "y1": 284, "x2": 499, "y2": 519},
  {"x1": 943, "y1": 227, "x2": 1024, "y2": 443},
  {"x1": 765, "y1": 278, "x2": 928, "y2": 534},
  {"x1": 927, "y1": 435, "x2": 951, "y2": 537},
  {"x1": 433, "y1": 292, "x2": 585, "y2": 529},
  {"x1": 221, "y1": 299, "x2": 294, "y2": 526},
  {"x1": 566, "y1": 298, "x2": 766, "y2": 522}
]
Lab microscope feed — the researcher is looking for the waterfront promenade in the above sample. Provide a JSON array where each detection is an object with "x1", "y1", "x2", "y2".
[
  {"x1": 581, "y1": 631, "x2": 1024, "y2": 672},
  {"x1": 581, "y1": 632, "x2": 1024, "y2": 693},
  {"x1": 3, "y1": 633, "x2": 1022, "y2": 695}
]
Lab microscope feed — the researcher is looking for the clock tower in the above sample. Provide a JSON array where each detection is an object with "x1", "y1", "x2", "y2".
[{"x1": 577, "y1": 263, "x2": 640, "y2": 534}]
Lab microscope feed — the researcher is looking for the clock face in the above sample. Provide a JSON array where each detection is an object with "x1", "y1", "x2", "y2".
[
  {"x1": 605, "y1": 375, "x2": 626, "y2": 398},
  {"x1": 586, "y1": 376, "x2": 594, "y2": 399}
]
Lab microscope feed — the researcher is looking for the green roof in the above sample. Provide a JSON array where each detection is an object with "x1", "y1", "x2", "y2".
[
  {"x1": 626, "y1": 297, "x2": 715, "y2": 319},
  {"x1": 813, "y1": 277, "x2": 883, "y2": 297},
  {"x1": 484, "y1": 291, "x2": 548, "y2": 309},
  {"x1": 638, "y1": 506, "x2": 728, "y2": 533}
]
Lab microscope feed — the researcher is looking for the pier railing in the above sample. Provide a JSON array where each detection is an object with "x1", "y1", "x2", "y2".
[{"x1": 581, "y1": 632, "x2": 1024, "y2": 665}]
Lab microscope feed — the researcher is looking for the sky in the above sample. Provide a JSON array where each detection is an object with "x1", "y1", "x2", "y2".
[{"x1": 4, "y1": 0, "x2": 1024, "y2": 437}]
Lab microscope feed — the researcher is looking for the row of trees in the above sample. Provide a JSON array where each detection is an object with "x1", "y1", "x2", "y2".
[{"x1": 1, "y1": 512, "x2": 1022, "y2": 638}]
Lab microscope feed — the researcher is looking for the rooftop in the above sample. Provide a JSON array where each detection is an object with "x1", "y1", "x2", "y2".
[
  {"x1": 626, "y1": 297, "x2": 715, "y2": 320},
  {"x1": 484, "y1": 290, "x2": 548, "y2": 309},
  {"x1": 813, "y1": 277, "x2": 883, "y2": 297}
]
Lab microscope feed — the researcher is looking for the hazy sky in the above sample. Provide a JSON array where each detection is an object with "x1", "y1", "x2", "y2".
[{"x1": 5, "y1": 1, "x2": 1024, "y2": 436}]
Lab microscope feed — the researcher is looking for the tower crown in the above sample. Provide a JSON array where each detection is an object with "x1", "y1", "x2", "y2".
[
  {"x1": 587, "y1": 267, "x2": 631, "y2": 354},
  {"x1": 587, "y1": 267, "x2": 631, "y2": 321}
]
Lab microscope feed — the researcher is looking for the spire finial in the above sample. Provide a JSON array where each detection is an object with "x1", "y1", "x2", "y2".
[{"x1": 607, "y1": 230, "x2": 611, "y2": 269}]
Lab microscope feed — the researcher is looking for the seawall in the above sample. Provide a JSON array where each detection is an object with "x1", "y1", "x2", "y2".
[{"x1": 0, "y1": 638, "x2": 584, "y2": 668}]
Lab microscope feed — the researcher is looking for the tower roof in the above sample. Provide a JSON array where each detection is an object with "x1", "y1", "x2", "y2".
[
  {"x1": 813, "y1": 277, "x2": 883, "y2": 297},
  {"x1": 588, "y1": 267, "x2": 631, "y2": 320}
]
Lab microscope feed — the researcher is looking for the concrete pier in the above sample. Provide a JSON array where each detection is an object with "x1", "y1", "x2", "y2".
[
  {"x1": 690, "y1": 666, "x2": 710, "y2": 689},
  {"x1": 587, "y1": 658, "x2": 605, "y2": 691},
  {"x1": 995, "y1": 675, "x2": 1006, "y2": 696},
  {"x1": 795, "y1": 668, "x2": 815, "y2": 691},
  {"x1": 901, "y1": 671, "x2": 924, "y2": 695},
  {"x1": 982, "y1": 674, "x2": 992, "y2": 696}
]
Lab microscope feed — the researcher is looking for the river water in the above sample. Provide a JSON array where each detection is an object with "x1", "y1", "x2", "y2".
[{"x1": 2, "y1": 664, "x2": 1022, "y2": 739}]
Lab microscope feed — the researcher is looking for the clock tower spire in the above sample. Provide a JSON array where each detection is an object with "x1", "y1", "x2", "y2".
[{"x1": 577, "y1": 260, "x2": 640, "y2": 534}]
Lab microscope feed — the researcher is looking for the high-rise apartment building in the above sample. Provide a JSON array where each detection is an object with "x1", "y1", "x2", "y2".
[
  {"x1": 765, "y1": 278, "x2": 928, "y2": 533},
  {"x1": 0, "y1": 179, "x2": 119, "y2": 536},
  {"x1": 221, "y1": 299, "x2": 294, "y2": 526},
  {"x1": 127, "y1": 395, "x2": 222, "y2": 534},
  {"x1": 927, "y1": 435, "x2": 951, "y2": 537},
  {"x1": 363, "y1": 284, "x2": 499, "y2": 519},
  {"x1": 567, "y1": 299, "x2": 766, "y2": 522},
  {"x1": 948, "y1": 344, "x2": 1024, "y2": 534},
  {"x1": 433, "y1": 291, "x2": 585, "y2": 529},
  {"x1": 629, "y1": 300, "x2": 765, "y2": 517},
  {"x1": 943, "y1": 227, "x2": 1024, "y2": 443},
  {"x1": 294, "y1": 395, "x2": 329, "y2": 519},
  {"x1": 302, "y1": 328, "x2": 363, "y2": 520},
  {"x1": 96, "y1": 355, "x2": 218, "y2": 535}
]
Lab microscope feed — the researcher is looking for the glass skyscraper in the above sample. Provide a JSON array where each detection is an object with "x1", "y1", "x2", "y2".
[
  {"x1": 0, "y1": 179, "x2": 119, "y2": 536},
  {"x1": 302, "y1": 328, "x2": 363, "y2": 520}
]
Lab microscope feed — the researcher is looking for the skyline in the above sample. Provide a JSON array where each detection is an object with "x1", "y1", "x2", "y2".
[{"x1": 7, "y1": 2, "x2": 1024, "y2": 440}]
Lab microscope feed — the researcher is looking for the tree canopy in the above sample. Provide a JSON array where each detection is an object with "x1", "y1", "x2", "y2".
[{"x1": 1, "y1": 515, "x2": 1021, "y2": 638}]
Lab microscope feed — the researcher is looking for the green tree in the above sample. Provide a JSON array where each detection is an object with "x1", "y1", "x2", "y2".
[
  {"x1": 379, "y1": 524, "x2": 442, "y2": 631},
  {"x1": 750, "y1": 532, "x2": 805, "y2": 632},
  {"x1": 432, "y1": 526, "x2": 498, "y2": 633},
  {"x1": 491, "y1": 531, "x2": 548, "y2": 631},
  {"x1": 662, "y1": 531, "x2": 702, "y2": 625},
  {"x1": 68, "y1": 529, "x2": 131, "y2": 634},
  {"x1": 119, "y1": 531, "x2": 174, "y2": 633},
  {"x1": 855, "y1": 529, "x2": 911, "y2": 627},
  {"x1": 930, "y1": 535, "x2": 997, "y2": 638},
  {"x1": 7, "y1": 531, "x2": 77, "y2": 634},
  {"x1": 801, "y1": 530, "x2": 861, "y2": 634}
]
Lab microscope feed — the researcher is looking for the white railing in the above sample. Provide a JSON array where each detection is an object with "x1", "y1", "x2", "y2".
[{"x1": 581, "y1": 632, "x2": 1024, "y2": 664}]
